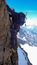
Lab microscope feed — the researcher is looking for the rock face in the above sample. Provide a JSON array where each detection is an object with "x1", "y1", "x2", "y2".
[
  {"x1": 0, "y1": 0, "x2": 11, "y2": 64},
  {"x1": 0, "y1": 0, "x2": 18, "y2": 65}
]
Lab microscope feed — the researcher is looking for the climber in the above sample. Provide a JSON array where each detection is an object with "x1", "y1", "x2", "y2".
[{"x1": 7, "y1": 5, "x2": 26, "y2": 50}]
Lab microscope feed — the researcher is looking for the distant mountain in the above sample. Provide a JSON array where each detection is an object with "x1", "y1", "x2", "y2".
[{"x1": 17, "y1": 26, "x2": 37, "y2": 46}]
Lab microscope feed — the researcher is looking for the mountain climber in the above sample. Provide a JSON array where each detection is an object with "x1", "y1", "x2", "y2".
[{"x1": 7, "y1": 5, "x2": 26, "y2": 49}]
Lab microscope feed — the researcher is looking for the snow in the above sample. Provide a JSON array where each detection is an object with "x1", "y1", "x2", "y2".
[{"x1": 20, "y1": 44, "x2": 37, "y2": 65}]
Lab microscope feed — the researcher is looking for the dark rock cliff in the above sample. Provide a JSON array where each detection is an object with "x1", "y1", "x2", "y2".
[{"x1": 0, "y1": 0, "x2": 11, "y2": 64}]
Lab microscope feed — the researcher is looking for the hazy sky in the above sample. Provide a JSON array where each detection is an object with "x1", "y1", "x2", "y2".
[{"x1": 6, "y1": 0, "x2": 37, "y2": 18}]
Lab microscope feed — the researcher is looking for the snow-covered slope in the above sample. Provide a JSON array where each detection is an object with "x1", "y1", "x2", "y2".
[
  {"x1": 20, "y1": 44, "x2": 37, "y2": 65},
  {"x1": 17, "y1": 46, "x2": 32, "y2": 65}
]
